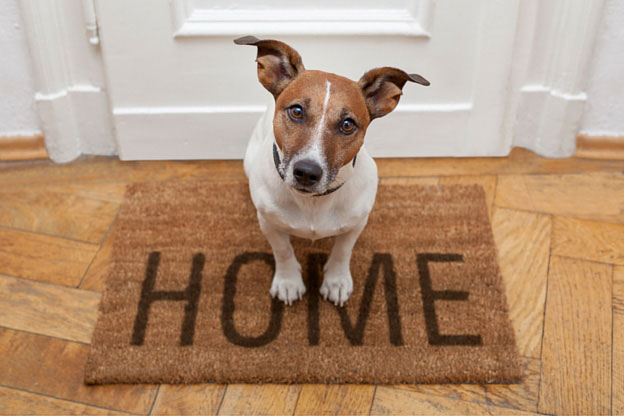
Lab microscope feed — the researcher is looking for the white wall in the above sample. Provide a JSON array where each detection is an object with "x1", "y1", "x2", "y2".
[
  {"x1": 0, "y1": 0, "x2": 40, "y2": 137},
  {"x1": 580, "y1": 0, "x2": 624, "y2": 137},
  {"x1": 2, "y1": 0, "x2": 620, "y2": 155}
]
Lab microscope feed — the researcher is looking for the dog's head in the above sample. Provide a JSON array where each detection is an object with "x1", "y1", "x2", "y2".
[{"x1": 235, "y1": 36, "x2": 429, "y2": 195}]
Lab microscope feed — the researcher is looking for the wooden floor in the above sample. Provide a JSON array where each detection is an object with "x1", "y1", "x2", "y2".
[{"x1": 0, "y1": 148, "x2": 623, "y2": 415}]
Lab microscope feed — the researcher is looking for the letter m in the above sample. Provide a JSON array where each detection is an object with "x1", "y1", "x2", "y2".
[{"x1": 307, "y1": 253, "x2": 403, "y2": 346}]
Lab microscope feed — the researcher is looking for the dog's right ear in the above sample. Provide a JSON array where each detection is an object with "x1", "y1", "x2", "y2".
[
  {"x1": 234, "y1": 35, "x2": 305, "y2": 98},
  {"x1": 358, "y1": 67, "x2": 429, "y2": 120}
]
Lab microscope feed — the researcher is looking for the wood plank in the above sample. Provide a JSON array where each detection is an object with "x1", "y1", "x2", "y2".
[
  {"x1": 614, "y1": 266, "x2": 624, "y2": 312},
  {"x1": 30, "y1": 182, "x2": 128, "y2": 203},
  {"x1": 387, "y1": 384, "x2": 487, "y2": 406},
  {"x1": 294, "y1": 385, "x2": 375, "y2": 415},
  {"x1": 79, "y1": 229, "x2": 115, "y2": 292},
  {"x1": 0, "y1": 184, "x2": 121, "y2": 243},
  {"x1": 371, "y1": 386, "x2": 538, "y2": 415},
  {"x1": 613, "y1": 310, "x2": 624, "y2": 415},
  {"x1": 0, "y1": 157, "x2": 137, "y2": 186},
  {"x1": 376, "y1": 148, "x2": 624, "y2": 178},
  {"x1": 552, "y1": 216, "x2": 624, "y2": 265},
  {"x1": 151, "y1": 384, "x2": 227, "y2": 415},
  {"x1": 496, "y1": 172, "x2": 624, "y2": 224},
  {"x1": 613, "y1": 267, "x2": 624, "y2": 415},
  {"x1": 0, "y1": 328, "x2": 158, "y2": 415},
  {"x1": 0, "y1": 157, "x2": 245, "y2": 188},
  {"x1": 0, "y1": 274, "x2": 99, "y2": 343},
  {"x1": 0, "y1": 386, "x2": 127, "y2": 415},
  {"x1": 440, "y1": 175, "x2": 496, "y2": 217},
  {"x1": 491, "y1": 208, "x2": 550, "y2": 357},
  {"x1": 538, "y1": 256, "x2": 612, "y2": 415},
  {"x1": 378, "y1": 176, "x2": 438, "y2": 185},
  {"x1": 218, "y1": 384, "x2": 301, "y2": 415},
  {"x1": 0, "y1": 227, "x2": 98, "y2": 286},
  {"x1": 486, "y1": 357, "x2": 540, "y2": 413},
  {"x1": 0, "y1": 134, "x2": 48, "y2": 161}
]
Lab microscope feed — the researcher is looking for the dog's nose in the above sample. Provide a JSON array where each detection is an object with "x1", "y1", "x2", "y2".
[{"x1": 293, "y1": 160, "x2": 323, "y2": 186}]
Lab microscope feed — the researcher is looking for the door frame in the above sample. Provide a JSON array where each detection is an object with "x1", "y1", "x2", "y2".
[
  {"x1": 19, "y1": 0, "x2": 115, "y2": 163},
  {"x1": 21, "y1": 0, "x2": 605, "y2": 162},
  {"x1": 506, "y1": 0, "x2": 606, "y2": 157}
]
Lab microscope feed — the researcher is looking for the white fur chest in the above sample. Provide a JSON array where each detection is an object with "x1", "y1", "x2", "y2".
[{"x1": 256, "y1": 191, "x2": 367, "y2": 240}]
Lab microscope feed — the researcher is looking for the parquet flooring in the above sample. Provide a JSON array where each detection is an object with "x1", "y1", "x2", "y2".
[{"x1": 1, "y1": 147, "x2": 623, "y2": 415}]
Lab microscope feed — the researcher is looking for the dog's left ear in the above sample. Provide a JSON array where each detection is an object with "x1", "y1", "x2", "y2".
[
  {"x1": 358, "y1": 67, "x2": 429, "y2": 120},
  {"x1": 234, "y1": 35, "x2": 305, "y2": 98}
]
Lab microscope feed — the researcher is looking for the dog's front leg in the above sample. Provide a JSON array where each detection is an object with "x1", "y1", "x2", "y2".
[
  {"x1": 321, "y1": 218, "x2": 368, "y2": 306},
  {"x1": 257, "y1": 214, "x2": 305, "y2": 305}
]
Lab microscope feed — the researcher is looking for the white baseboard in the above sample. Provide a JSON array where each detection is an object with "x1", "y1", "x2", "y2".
[
  {"x1": 35, "y1": 86, "x2": 116, "y2": 162},
  {"x1": 514, "y1": 86, "x2": 587, "y2": 158},
  {"x1": 113, "y1": 103, "x2": 497, "y2": 160}
]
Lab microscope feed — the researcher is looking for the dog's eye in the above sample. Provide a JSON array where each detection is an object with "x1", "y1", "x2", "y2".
[
  {"x1": 340, "y1": 118, "x2": 357, "y2": 134},
  {"x1": 287, "y1": 105, "x2": 304, "y2": 121}
]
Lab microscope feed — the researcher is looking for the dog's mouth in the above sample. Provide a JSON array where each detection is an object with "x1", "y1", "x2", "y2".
[
  {"x1": 288, "y1": 170, "x2": 346, "y2": 197},
  {"x1": 289, "y1": 181, "x2": 322, "y2": 195},
  {"x1": 293, "y1": 186, "x2": 313, "y2": 193}
]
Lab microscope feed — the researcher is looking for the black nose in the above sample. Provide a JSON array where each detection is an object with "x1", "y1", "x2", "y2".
[{"x1": 293, "y1": 160, "x2": 323, "y2": 186}]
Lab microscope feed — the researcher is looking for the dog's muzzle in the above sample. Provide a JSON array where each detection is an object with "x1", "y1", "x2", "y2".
[{"x1": 272, "y1": 143, "x2": 352, "y2": 197}]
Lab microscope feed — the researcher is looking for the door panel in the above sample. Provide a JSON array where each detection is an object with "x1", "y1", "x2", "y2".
[{"x1": 95, "y1": 0, "x2": 520, "y2": 159}]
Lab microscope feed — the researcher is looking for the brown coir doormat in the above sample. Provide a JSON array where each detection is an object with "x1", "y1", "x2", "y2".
[{"x1": 85, "y1": 181, "x2": 521, "y2": 384}]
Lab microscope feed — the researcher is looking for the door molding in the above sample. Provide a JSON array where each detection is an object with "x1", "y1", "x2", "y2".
[
  {"x1": 112, "y1": 103, "x2": 473, "y2": 160},
  {"x1": 171, "y1": 0, "x2": 433, "y2": 37},
  {"x1": 19, "y1": 0, "x2": 115, "y2": 162},
  {"x1": 508, "y1": 0, "x2": 606, "y2": 157},
  {"x1": 20, "y1": 0, "x2": 606, "y2": 161}
]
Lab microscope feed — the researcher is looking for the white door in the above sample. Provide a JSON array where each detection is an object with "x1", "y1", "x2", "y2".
[{"x1": 95, "y1": 0, "x2": 521, "y2": 159}]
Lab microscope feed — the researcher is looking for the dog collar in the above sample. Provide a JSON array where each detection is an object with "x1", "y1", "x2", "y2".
[{"x1": 272, "y1": 143, "x2": 355, "y2": 197}]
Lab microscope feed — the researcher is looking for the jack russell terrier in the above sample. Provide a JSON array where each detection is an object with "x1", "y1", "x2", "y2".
[{"x1": 236, "y1": 36, "x2": 429, "y2": 306}]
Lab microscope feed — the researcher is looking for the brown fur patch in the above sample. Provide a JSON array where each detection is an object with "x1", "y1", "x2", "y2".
[
  {"x1": 235, "y1": 36, "x2": 305, "y2": 98},
  {"x1": 274, "y1": 70, "x2": 370, "y2": 173},
  {"x1": 358, "y1": 67, "x2": 429, "y2": 120}
]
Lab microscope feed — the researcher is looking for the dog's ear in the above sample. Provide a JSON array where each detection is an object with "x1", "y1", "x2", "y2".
[
  {"x1": 235, "y1": 35, "x2": 305, "y2": 98},
  {"x1": 358, "y1": 67, "x2": 429, "y2": 120}
]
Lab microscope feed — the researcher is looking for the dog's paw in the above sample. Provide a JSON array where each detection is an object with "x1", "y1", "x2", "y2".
[
  {"x1": 270, "y1": 275, "x2": 306, "y2": 306},
  {"x1": 320, "y1": 273, "x2": 353, "y2": 307}
]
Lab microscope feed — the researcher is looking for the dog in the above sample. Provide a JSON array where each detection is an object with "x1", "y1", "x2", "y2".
[{"x1": 236, "y1": 36, "x2": 429, "y2": 306}]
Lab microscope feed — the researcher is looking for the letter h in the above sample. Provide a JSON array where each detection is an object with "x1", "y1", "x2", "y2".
[{"x1": 131, "y1": 252, "x2": 205, "y2": 346}]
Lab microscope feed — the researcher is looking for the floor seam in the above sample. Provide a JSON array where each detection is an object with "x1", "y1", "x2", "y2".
[
  {"x1": 291, "y1": 384, "x2": 304, "y2": 415},
  {"x1": 0, "y1": 326, "x2": 91, "y2": 346},
  {"x1": 550, "y1": 253, "x2": 621, "y2": 267},
  {"x1": 77, "y1": 203, "x2": 122, "y2": 289},
  {"x1": 0, "y1": 382, "x2": 139, "y2": 415},
  {"x1": 0, "y1": 272, "x2": 101, "y2": 294},
  {"x1": 535, "y1": 222, "x2": 553, "y2": 413},
  {"x1": 215, "y1": 384, "x2": 228, "y2": 415},
  {"x1": 368, "y1": 384, "x2": 378, "y2": 416},
  {"x1": 611, "y1": 266, "x2": 615, "y2": 416},
  {"x1": 147, "y1": 385, "x2": 161, "y2": 416},
  {"x1": 0, "y1": 224, "x2": 100, "y2": 246}
]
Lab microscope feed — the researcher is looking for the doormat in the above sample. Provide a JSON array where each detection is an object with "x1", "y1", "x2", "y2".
[{"x1": 85, "y1": 180, "x2": 521, "y2": 384}]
